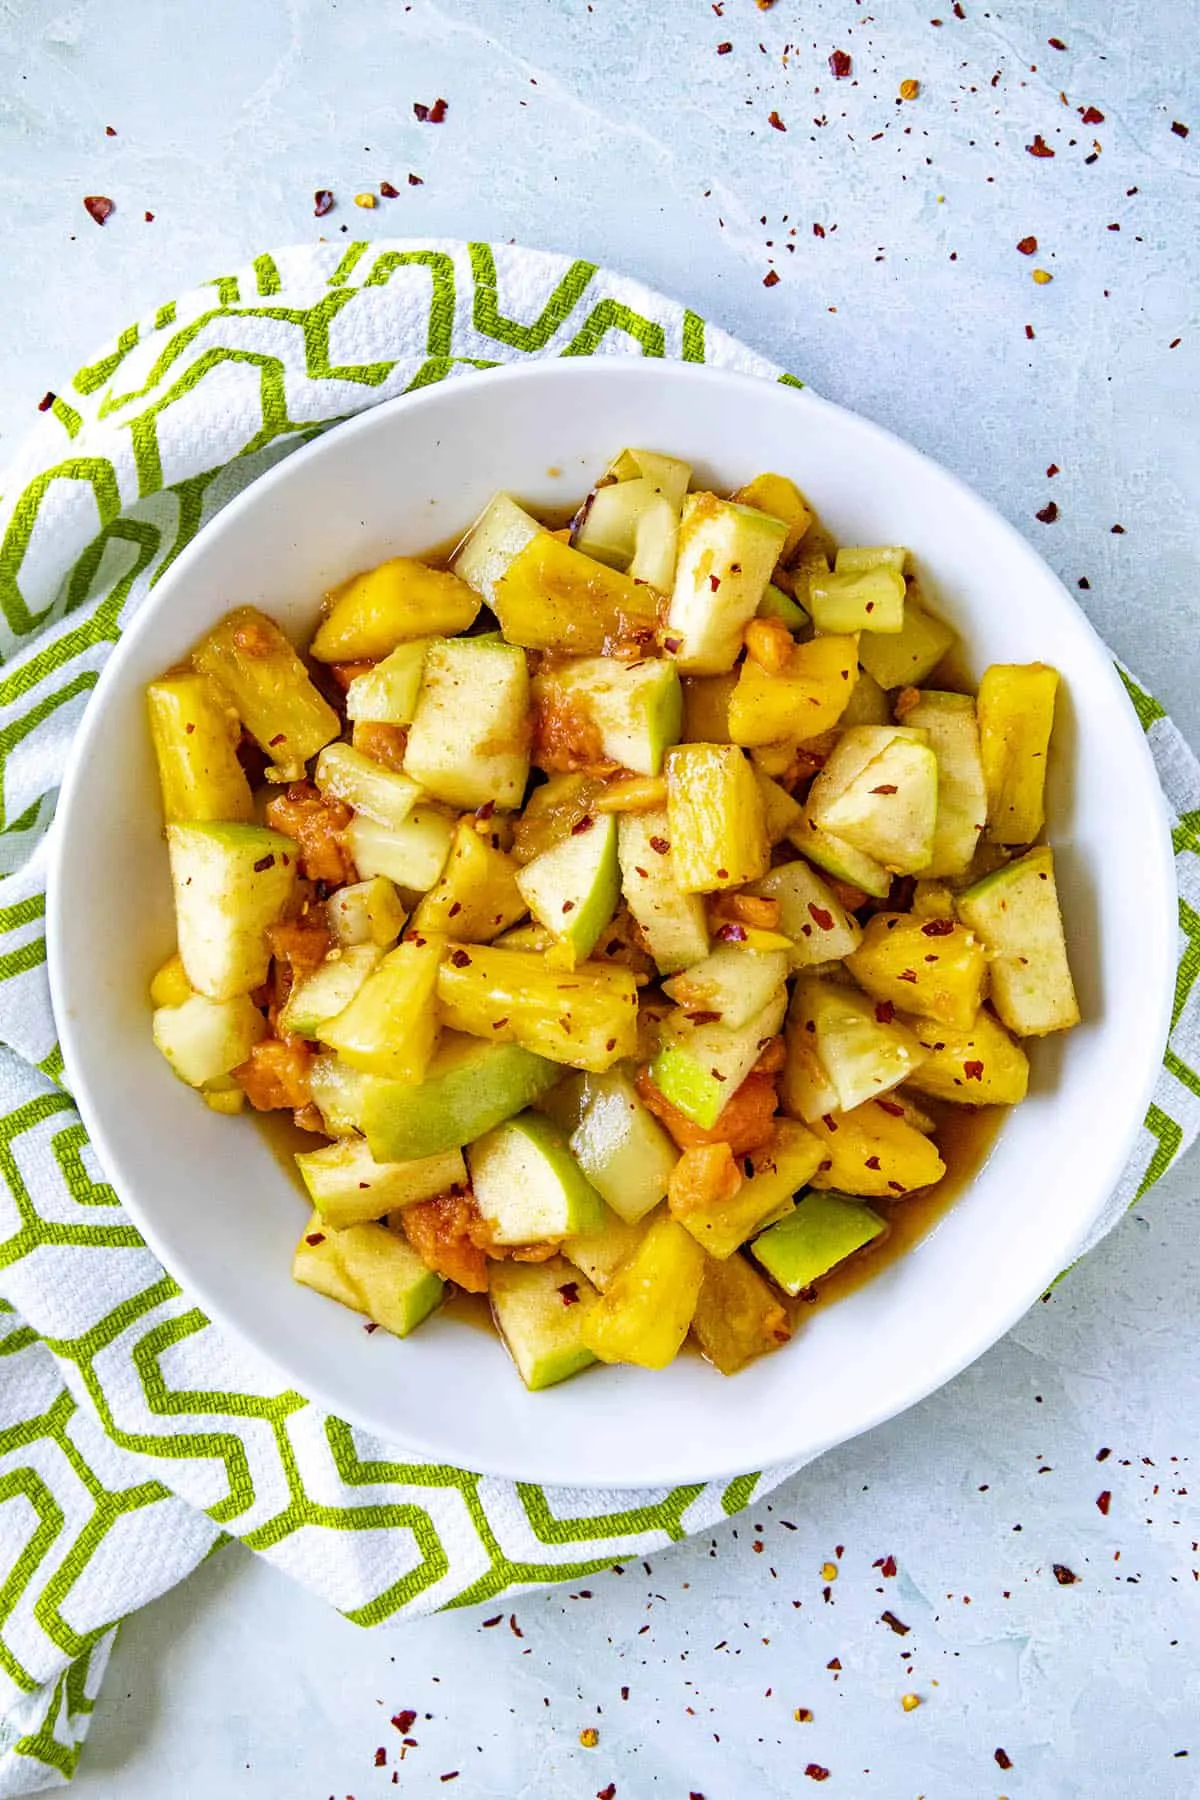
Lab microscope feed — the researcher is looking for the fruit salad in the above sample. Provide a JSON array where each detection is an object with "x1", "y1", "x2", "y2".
[{"x1": 146, "y1": 447, "x2": 1079, "y2": 1389}]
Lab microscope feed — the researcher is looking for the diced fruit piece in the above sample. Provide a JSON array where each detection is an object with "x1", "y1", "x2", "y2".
[
  {"x1": 665, "y1": 493, "x2": 789, "y2": 673},
  {"x1": 750, "y1": 1192, "x2": 886, "y2": 1294},
  {"x1": 781, "y1": 982, "x2": 839, "y2": 1123},
  {"x1": 572, "y1": 477, "x2": 680, "y2": 593},
  {"x1": 511, "y1": 772, "x2": 602, "y2": 864},
  {"x1": 617, "y1": 809, "x2": 710, "y2": 974},
  {"x1": 489, "y1": 1256, "x2": 599, "y2": 1391},
  {"x1": 789, "y1": 803, "x2": 891, "y2": 899},
  {"x1": 345, "y1": 808, "x2": 454, "y2": 892},
  {"x1": 669, "y1": 1120, "x2": 823, "y2": 1258},
  {"x1": 310, "y1": 559, "x2": 479, "y2": 661},
  {"x1": 889, "y1": 1092, "x2": 937, "y2": 1135},
  {"x1": 149, "y1": 952, "x2": 192, "y2": 1009},
  {"x1": 857, "y1": 598, "x2": 956, "y2": 689},
  {"x1": 320, "y1": 933, "x2": 444, "y2": 1081},
  {"x1": 152, "y1": 992, "x2": 266, "y2": 1088},
  {"x1": 404, "y1": 637, "x2": 530, "y2": 811},
  {"x1": 280, "y1": 945, "x2": 382, "y2": 1040},
  {"x1": 680, "y1": 672, "x2": 736, "y2": 744},
  {"x1": 903, "y1": 1008, "x2": 1030, "y2": 1105},
  {"x1": 202, "y1": 1083, "x2": 245, "y2": 1115},
  {"x1": 564, "y1": 1205, "x2": 655, "y2": 1291},
  {"x1": 808, "y1": 1100, "x2": 946, "y2": 1197},
  {"x1": 785, "y1": 974, "x2": 927, "y2": 1117},
  {"x1": 192, "y1": 606, "x2": 339, "y2": 774},
  {"x1": 411, "y1": 818, "x2": 527, "y2": 942},
  {"x1": 296, "y1": 1137, "x2": 467, "y2": 1230},
  {"x1": 580, "y1": 1213, "x2": 706, "y2": 1369},
  {"x1": 146, "y1": 673, "x2": 253, "y2": 823},
  {"x1": 516, "y1": 810, "x2": 619, "y2": 961},
  {"x1": 810, "y1": 565, "x2": 906, "y2": 634},
  {"x1": 606, "y1": 447, "x2": 691, "y2": 510},
  {"x1": 838, "y1": 664, "x2": 892, "y2": 728},
  {"x1": 743, "y1": 861, "x2": 862, "y2": 968},
  {"x1": 360, "y1": 1033, "x2": 561, "y2": 1161},
  {"x1": 977, "y1": 662, "x2": 1060, "y2": 846},
  {"x1": 691, "y1": 1252, "x2": 794, "y2": 1375},
  {"x1": 343, "y1": 639, "x2": 434, "y2": 725},
  {"x1": 894, "y1": 689, "x2": 988, "y2": 876},
  {"x1": 469, "y1": 1111, "x2": 607, "y2": 1244},
  {"x1": 732, "y1": 472, "x2": 812, "y2": 562},
  {"x1": 911, "y1": 880, "x2": 957, "y2": 921},
  {"x1": 752, "y1": 770, "x2": 803, "y2": 847},
  {"x1": 488, "y1": 524, "x2": 659, "y2": 654},
  {"x1": 567, "y1": 1071, "x2": 678, "y2": 1223},
  {"x1": 309, "y1": 1054, "x2": 367, "y2": 1135},
  {"x1": 956, "y1": 845, "x2": 1080, "y2": 1035},
  {"x1": 314, "y1": 742, "x2": 423, "y2": 831},
  {"x1": 167, "y1": 821, "x2": 297, "y2": 1000},
  {"x1": 532, "y1": 657, "x2": 682, "y2": 777},
  {"x1": 810, "y1": 727, "x2": 938, "y2": 874},
  {"x1": 292, "y1": 1212, "x2": 444, "y2": 1337},
  {"x1": 326, "y1": 877, "x2": 407, "y2": 949},
  {"x1": 727, "y1": 633, "x2": 859, "y2": 746},
  {"x1": 451, "y1": 493, "x2": 544, "y2": 605},
  {"x1": 650, "y1": 990, "x2": 787, "y2": 1130},
  {"x1": 436, "y1": 943, "x2": 639, "y2": 1072},
  {"x1": 835, "y1": 545, "x2": 908, "y2": 576},
  {"x1": 846, "y1": 912, "x2": 987, "y2": 1029},
  {"x1": 665, "y1": 744, "x2": 769, "y2": 893},
  {"x1": 757, "y1": 584, "x2": 808, "y2": 630},
  {"x1": 494, "y1": 921, "x2": 554, "y2": 952},
  {"x1": 663, "y1": 945, "x2": 790, "y2": 1032}
]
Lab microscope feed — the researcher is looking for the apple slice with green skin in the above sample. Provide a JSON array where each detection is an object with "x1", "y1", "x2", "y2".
[
  {"x1": 567, "y1": 1071, "x2": 678, "y2": 1223},
  {"x1": 858, "y1": 597, "x2": 956, "y2": 689},
  {"x1": 617, "y1": 809, "x2": 710, "y2": 975},
  {"x1": 345, "y1": 809, "x2": 454, "y2": 893},
  {"x1": 403, "y1": 637, "x2": 531, "y2": 811},
  {"x1": 564, "y1": 1204, "x2": 657, "y2": 1291},
  {"x1": 756, "y1": 583, "x2": 808, "y2": 630},
  {"x1": 665, "y1": 493, "x2": 789, "y2": 673},
  {"x1": 320, "y1": 933, "x2": 444, "y2": 1082},
  {"x1": 669, "y1": 1119, "x2": 825, "y2": 1259},
  {"x1": 308, "y1": 1055, "x2": 367, "y2": 1137},
  {"x1": 326, "y1": 877, "x2": 408, "y2": 950},
  {"x1": 956, "y1": 845, "x2": 1080, "y2": 1036},
  {"x1": 810, "y1": 726, "x2": 939, "y2": 875},
  {"x1": 361, "y1": 1033, "x2": 562, "y2": 1163},
  {"x1": 489, "y1": 1256, "x2": 599, "y2": 1391},
  {"x1": 314, "y1": 742, "x2": 424, "y2": 832},
  {"x1": 894, "y1": 689, "x2": 987, "y2": 876},
  {"x1": 167, "y1": 822, "x2": 297, "y2": 1001},
  {"x1": 750, "y1": 1192, "x2": 887, "y2": 1295},
  {"x1": 662, "y1": 945, "x2": 790, "y2": 1033},
  {"x1": 787, "y1": 973, "x2": 928, "y2": 1115},
  {"x1": 279, "y1": 945, "x2": 383, "y2": 1041},
  {"x1": 788, "y1": 802, "x2": 891, "y2": 899},
  {"x1": 580, "y1": 1213, "x2": 706, "y2": 1370},
  {"x1": 292, "y1": 1212, "x2": 445, "y2": 1337},
  {"x1": 344, "y1": 639, "x2": 435, "y2": 727},
  {"x1": 295, "y1": 1138, "x2": 467, "y2": 1231},
  {"x1": 469, "y1": 1111, "x2": 607, "y2": 1245},
  {"x1": 152, "y1": 992, "x2": 266, "y2": 1088},
  {"x1": 743, "y1": 861, "x2": 862, "y2": 968},
  {"x1": 515, "y1": 811, "x2": 619, "y2": 961},
  {"x1": 532, "y1": 657, "x2": 682, "y2": 777},
  {"x1": 650, "y1": 989, "x2": 787, "y2": 1131}
]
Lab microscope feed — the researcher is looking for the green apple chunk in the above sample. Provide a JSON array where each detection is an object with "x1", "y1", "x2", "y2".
[
  {"x1": 515, "y1": 811, "x2": 619, "y2": 960},
  {"x1": 895, "y1": 689, "x2": 987, "y2": 877},
  {"x1": 345, "y1": 809, "x2": 454, "y2": 893},
  {"x1": 662, "y1": 945, "x2": 790, "y2": 1032},
  {"x1": 308, "y1": 1054, "x2": 367, "y2": 1136},
  {"x1": 567, "y1": 1071, "x2": 678, "y2": 1223},
  {"x1": 617, "y1": 809, "x2": 710, "y2": 975},
  {"x1": 788, "y1": 805, "x2": 892, "y2": 899},
  {"x1": 489, "y1": 1256, "x2": 599, "y2": 1391},
  {"x1": 344, "y1": 639, "x2": 434, "y2": 726},
  {"x1": 650, "y1": 989, "x2": 788, "y2": 1130},
  {"x1": 167, "y1": 822, "x2": 297, "y2": 1001},
  {"x1": 315, "y1": 742, "x2": 424, "y2": 832},
  {"x1": 670, "y1": 1119, "x2": 824, "y2": 1259},
  {"x1": 152, "y1": 992, "x2": 266, "y2": 1088},
  {"x1": 756, "y1": 583, "x2": 808, "y2": 630},
  {"x1": 450, "y1": 493, "x2": 544, "y2": 608},
  {"x1": 750, "y1": 1192, "x2": 887, "y2": 1294},
  {"x1": 809, "y1": 564, "x2": 906, "y2": 634},
  {"x1": 809, "y1": 726, "x2": 939, "y2": 875},
  {"x1": 787, "y1": 973, "x2": 928, "y2": 1116},
  {"x1": 404, "y1": 637, "x2": 531, "y2": 811},
  {"x1": 743, "y1": 861, "x2": 862, "y2": 968},
  {"x1": 469, "y1": 1111, "x2": 607, "y2": 1245},
  {"x1": 572, "y1": 477, "x2": 681, "y2": 594},
  {"x1": 325, "y1": 876, "x2": 408, "y2": 950},
  {"x1": 532, "y1": 657, "x2": 682, "y2": 777},
  {"x1": 296, "y1": 1137, "x2": 467, "y2": 1230},
  {"x1": 564, "y1": 1204, "x2": 657, "y2": 1291},
  {"x1": 360, "y1": 1033, "x2": 561, "y2": 1162},
  {"x1": 956, "y1": 845, "x2": 1080, "y2": 1036},
  {"x1": 691, "y1": 1253, "x2": 793, "y2": 1375},
  {"x1": 293, "y1": 1212, "x2": 444, "y2": 1337},
  {"x1": 665, "y1": 493, "x2": 789, "y2": 673},
  {"x1": 279, "y1": 945, "x2": 382, "y2": 1040}
]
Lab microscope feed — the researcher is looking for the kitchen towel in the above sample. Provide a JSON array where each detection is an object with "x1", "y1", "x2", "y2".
[{"x1": 0, "y1": 240, "x2": 1195, "y2": 1794}]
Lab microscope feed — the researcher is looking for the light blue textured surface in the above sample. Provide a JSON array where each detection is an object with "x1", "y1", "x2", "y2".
[{"x1": 3, "y1": 0, "x2": 1198, "y2": 1793}]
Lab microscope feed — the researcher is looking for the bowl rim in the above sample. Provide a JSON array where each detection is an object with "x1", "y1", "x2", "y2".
[{"x1": 46, "y1": 357, "x2": 1178, "y2": 1484}]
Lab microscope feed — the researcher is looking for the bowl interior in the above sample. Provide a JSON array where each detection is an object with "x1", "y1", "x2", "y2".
[{"x1": 48, "y1": 360, "x2": 1175, "y2": 1486}]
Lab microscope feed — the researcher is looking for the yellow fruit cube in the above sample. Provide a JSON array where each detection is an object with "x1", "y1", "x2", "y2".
[
  {"x1": 978, "y1": 662, "x2": 1060, "y2": 845},
  {"x1": 412, "y1": 819, "x2": 528, "y2": 942},
  {"x1": 146, "y1": 673, "x2": 254, "y2": 824},
  {"x1": 664, "y1": 744, "x2": 769, "y2": 893},
  {"x1": 580, "y1": 1214, "x2": 706, "y2": 1369},
  {"x1": 846, "y1": 913, "x2": 987, "y2": 1029},
  {"x1": 728, "y1": 634, "x2": 859, "y2": 747},
  {"x1": 808, "y1": 1100, "x2": 946, "y2": 1197},
  {"x1": 311, "y1": 558, "x2": 480, "y2": 661}
]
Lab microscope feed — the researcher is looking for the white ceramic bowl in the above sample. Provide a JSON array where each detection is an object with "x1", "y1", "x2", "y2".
[{"x1": 47, "y1": 360, "x2": 1175, "y2": 1487}]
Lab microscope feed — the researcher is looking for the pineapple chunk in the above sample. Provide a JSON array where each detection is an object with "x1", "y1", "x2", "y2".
[
  {"x1": 977, "y1": 662, "x2": 1060, "y2": 846},
  {"x1": 681, "y1": 672, "x2": 737, "y2": 744},
  {"x1": 310, "y1": 559, "x2": 479, "y2": 661},
  {"x1": 490, "y1": 529, "x2": 658, "y2": 654},
  {"x1": 149, "y1": 952, "x2": 192, "y2": 1009},
  {"x1": 669, "y1": 1120, "x2": 824, "y2": 1258},
  {"x1": 320, "y1": 933, "x2": 444, "y2": 1082},
  {"x1": 192, "y1": 606, "x2": 339, "y2": 775},
  {"x1": 664, "y1": 744, "x2": 769, "y2": 893},
  {"x1": 691, "y1": 1253, "x2": 793, "y2": 1374},
  {"x1": 146, "y1": 672, "x2": 253, "y2": 823},
  {"x1": 786, "y1": 974, "x2": 928, "y2": 1117},
  {"x1": 580, "y1": 1213, "x2": 706, "y2": 1370},
  {"x1": 404, "y1": 638, "x2": 531, "y2": 812},
  {"x1": 411, "y1": 819, "x2": 527, "y2": 942},
  {"x1": 846, "y1": 913, "x2": 987, "y2": 1030},
  {"x1": 731, "y1": 472, "x2": 813, "y2": 562},
  {"x1": 903, "y1": 1007, "x2": 1030, "y2": 1106},
  {"x1": 727, "y1": 633, "x2": 859, "y2": 747},
  {"x1": 956, "y1": 845, "x2": 1079, "y2": 1036},
  {"x1": 435, "y1": 943, "x2": 639, "y2": 1072},
  {"x1": 808, "y1": 1100, "x2": 946, "y2": 1197}
]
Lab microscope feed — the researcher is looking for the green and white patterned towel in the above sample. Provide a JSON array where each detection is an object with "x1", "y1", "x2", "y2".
[{"x1": 0, "y1": 239, "x2": 1195, "y2": 1795}]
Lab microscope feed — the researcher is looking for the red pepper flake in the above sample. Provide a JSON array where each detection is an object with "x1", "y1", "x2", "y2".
[
  {"x1": 717, "y1": 40, "x2": 732, "y2": 53},
  {"x1": 598, "y1": 1788, "x2": 617, "y2": 1800},
  {"x1": 481, "y1": 1614, "x2": 503, "y2": 1627},
  {"x1": 380, "y1": 180, "x2": 400, "y2": 197},
  {"x1": 253, "y1": 854, "x2": 276, "y2": 872},
  {"x1": 870, "y1": 783, "x2": 898, "y2": 795},
  {"x1": 864, "y1": 1155, "x2": 882, "y2": 1171},
  {"x1": 1052, "y1": 1563, "x2": 1079, "y2": 1584},
  {"x1": 305, "y1": 1232, "x2": 325, "y2": 1246},
  {"x1": 874, "y1": 1553, "x2": 899, "y2": 1576},
  {"x1": 663, "y1": 636, "x2": 682, "y2": 654},
  {"x1": 562, "y1": 900, "x2": 576, "y2": 914},
  {"x1": 449, "y1": 949, "x2": 472, "y2": 967},
  {"x1": 1027, "y1": 134, "x2": 1056, "y2": 157},
  {"x1": 83, "y1": 194, "x2": 114, "y2": 225},
  {"x1": 1096, "y1": 1446, "x2": 1112, "y2": 1461},
  {"x1": 874, "y1": 1001, "x2": 895, "y2": 1024},
  {"x1": 805, "y1": 1764, "x2": 831, "y2": 1781},
  {"x1": 897, "y1": 970, "x2": 919, "y2": 984},
  {"x1": 921, "y1": 919, "x2": 955, "y2": 937},
  {"x1": 829, "y1": 48, "x2": 852, "y2": 77},
  {"x1": 888, "y1": 1180, "x2": 906, "y2": 1193},
  {"x1": 569, "y1": 815, "x2": 596, "y2": 837},
  {"x1": 364, "y1": 1320, "x2": 378, "y2": 1333},
  {"x1": 963, "y1": 1060, "x2": 985, "y2": 1081},
  {"x1": 813, "y1": 222, "x2": 826, "y2": 238},
  {"x1": 1111, "y1": 523, "x2": 1126, "y2": 533},
  {"x1": 440, "y1": 1775, "x2": 459, "y2": 1785},
  {"x1": 314, "y1": 189, "x2": 334, "y2": 217},
  {"x1": 716, "y1": 923, "x2": 747, "y2": 942},
  {"x1": 476, "y1": 800, "x2": 496, "y2": 822},
  {"x1": 1047, "y1": 462, "x2": 1060, "y2": 477},
  {"x1": 559, "y1": 1282, "x2": 581, "y2": 1307},
  {"x1": 268, "y1": 733, "x2": 287, "y2": 747},
  {"x1": 995, "y1": 1748, "x2": 1013, "y2": 1770},
  {"x1": 685, "y1": 1011, "x2": 723, "y2": 1026},
  {"x1": 509, "y1": 1613, "x2": 524, "y2": 1638},
  {"x1": 881, "y1": 1609, "x2": 911, "y2": 1635},
  {"x1": 414, "y1": 97, "x2": 449, "y2": 122},
  {"x1": 808, "y1": 903, "x2": 835, "y2": 931},
  {"x1": 1047, "y1": 35, "x2": 1067, "y2": 49},
  {"x1": 144, "y1": 210, "x2": 155, "y2": 222},
  {"x1": 1172, "y1": 121, "x2": 1190, "y2": 138},
  {"x1": 1080, "y1": 105, "x2": 1105, "y2": 124},
  {"x1": 768, "y1": 110, "x2": 787, "y2": 131},
  {"x1": 1026, "y1": 323, "x2": 1036, "y2": 339},
  {"x1": 37, "y1": 392, "x2": 55, "y2": 413},
  {"x1": 1017, "y1": 234, "x2": 1038, "y2": 254},
  {"x1": 1097, "y1": 1489, "x2": 1112, "y2": 1515},
  {"x1": 649, "y1": 836, "x2": 670, "y2": 854},
  {"x1": 376, "y1": 1748, "x2": 388, "y2": 1766}
]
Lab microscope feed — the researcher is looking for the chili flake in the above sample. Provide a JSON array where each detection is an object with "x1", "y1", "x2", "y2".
[
  {"x1": 899, "y1": 79, "x2": 920, "y2": 100},
  {"x1": 805, "y1": 1766, "x2": 831, "y2": 1782},
  {"x1": 1017, "y1": 235, "x2": 1038, "y2": 254},
  {"x1": 414, "y1": 97, "x2": 449, "y2": 122},
  {"x1": 571, "y1": 815, "x2": 596, "y2": 835},
  {"x1": 870, "y1": 783, "x2": 898, "y2": 795},
  {"x1": 1081, "y1": 105, "x2": 1105, "y2": 124},
  {"x1": 1052, "y1": 1563, "x2": 1079, "y2": 1584},
  {"x1": 864, "y1": 1155, "x2": 881, "y2": 1170},
  {"x1": 598, "y1": 1788, "x2": 617, "y2": 1800},
  {"x1": 83, "y1": 195, "x2": 114, "y2": 225},
  {"x1": 995, "y1": 1748, "x2": 1013, "y2": 1770},
  {"x1": 829, "y1": 48, "x2": 852, "y2": 77},
  {"x1": 808, "y1": 903, "x2": 835, "y2": 931},
  {"x1": 875, "y1": 1002, "x2": 895, "y2": 1024},
  {"x1": 768, "y1": 110, "x2": 787, "y2": 131},
  {"x1": 380, "y1": 180, "x2": 400, "y2": 197},
  {"x1": 1097, "y1": 1489, "x2": 1112, "y2": 1514},
  {"x1": 881, "y1": 1609, "x2": 911, "y2": 1635},
  {"x1": 963, "y1": 1060, "x2": 985, "y2": 1081},
  {"x1": 37, "y1": 392, "x2": 55, "y2": 413},
  {"x1": 649, "y1": 835, "x2": 670, "y2": 854},
  {"x1": 1048, "y1": 35, "x2": 1067, "y2": 49},
  {"x1": 1036, "y1": 501, "x2": 1059, "y2": 527},
  {"x1": 1172, "y1": 121, "x2": 1189, "y2": 138},
  {"x1": 717, "y1": 40, "x2": 732, "y2": 53},
  {"x1": 305, "y1": 1231, "x2": 325, "y2": 1246},
  {"x1": 559, "y1": 1282, "x2": 581, "y2": 1306},
  {"x1": 1027, "y1": 134, "x2": 1056, "y2": 156},
  {"x1": 794, "y1": 1706, "x2": 814, "y2": 1722},
  {"x1": 874, "y1": 1553, "x2": 898, "y2": 1576},
  {"x1": 449, "y1": 950, "x2": 472, "y2": 968}
]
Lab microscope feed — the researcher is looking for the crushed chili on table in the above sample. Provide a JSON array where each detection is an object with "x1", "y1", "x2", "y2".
[
  {"x1": 313, "y1": 189, "x2": 334, "y2": 217},
  {"x1": 83, "y1": 195, "x2": 114, "y2": 224},
  {"x1": 829, "y1": 48, "x2": 851, "y2": 77}
]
